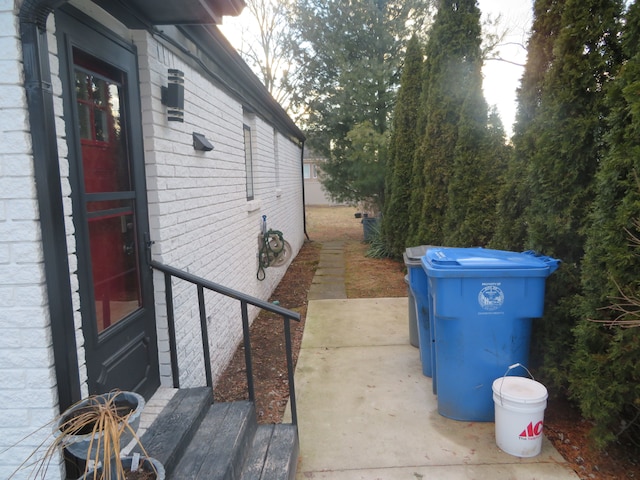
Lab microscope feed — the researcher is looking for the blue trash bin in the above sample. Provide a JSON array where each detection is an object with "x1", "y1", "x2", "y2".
[
  {"x1": 404, "y1": 246, "x2": 436, "y2": 377},
  {"x1": 422, "y1": 247, "x2": 560, "y2": 422}
]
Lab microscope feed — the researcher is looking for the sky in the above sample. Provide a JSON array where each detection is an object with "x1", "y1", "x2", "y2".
[
  {"x1": 478, "y1": 0, "x2": 534, "y2": 135},
  {"x1": 220, "y1": 0, "x2": 534, "y2": 137}
]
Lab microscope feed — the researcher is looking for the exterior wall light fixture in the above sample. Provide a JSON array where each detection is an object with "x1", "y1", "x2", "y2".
[{"x1": 161, "y1": 69, "x2": 184, "y2": 122}]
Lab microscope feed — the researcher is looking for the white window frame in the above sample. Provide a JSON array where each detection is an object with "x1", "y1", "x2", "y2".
[
  {"x1": 273, "y1": 128, "x2": 280, "y2": 189},
  {"x1": 243, "y1": 124, "x2": 254, "y2": 201}
]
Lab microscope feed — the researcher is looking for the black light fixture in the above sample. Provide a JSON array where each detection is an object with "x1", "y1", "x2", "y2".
[
  {"x1": 161, "y1": 69, "x2": 184, "y2": 122},
  {"x1": 192, "y1": 132, "x2": 214, "y2": 152}
]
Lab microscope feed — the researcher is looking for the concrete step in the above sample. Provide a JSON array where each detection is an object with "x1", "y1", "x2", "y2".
[{"x1": 137, "y1": 388, "x2": 298, "y2": 480}]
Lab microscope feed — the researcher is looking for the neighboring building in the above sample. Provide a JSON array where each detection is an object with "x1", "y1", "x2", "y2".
[
  {"x1": 0, "y1": 1, "x2": 305, "y2": 477},
  {"x1": 303, "y1": 148, "x2": 341, "y2": 206}
]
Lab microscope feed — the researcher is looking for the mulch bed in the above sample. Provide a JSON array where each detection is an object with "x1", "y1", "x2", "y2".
[{"x1": 214, "y1": 241, "x2": 320, "y2": 421}]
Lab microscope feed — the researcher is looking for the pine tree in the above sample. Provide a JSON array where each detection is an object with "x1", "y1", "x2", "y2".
[
  {"x1": 382, "y1": 36, "x2": 424, "y2": 257},
  {"x1": 571, "y1": 0, "x2": 640, "y2": 449},
  {"x1": 408, "y1": 0, "x2": 484, "y2": 246},
  {"x1": 523, "y1": 0, "x2": 624, "y2": 389},
  {"x1": 292, "y1": 0, "x2": 434, "y2": 211}
]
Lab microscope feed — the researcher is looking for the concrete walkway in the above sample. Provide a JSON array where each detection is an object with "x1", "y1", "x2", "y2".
[
  {"x1": 286, "y1": 243, "x2": 579, "y2": 479},
  {"x1": 307, "y1": 240, "x2": 347, "y2": 300}
]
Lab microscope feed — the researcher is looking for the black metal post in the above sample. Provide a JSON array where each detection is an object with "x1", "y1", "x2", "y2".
[
  {"x1": 283, "y1": 317, "x2": 298, "y2": 426},
  {"x1": 164, "y1": 272, "x2": 180, "y2": 388},
  {"x1": 198, "y1": 285, "x2": 213, "y2": 388},
  {"x1": 241, "y1": 301, "x2": 255, "y2": 402}
]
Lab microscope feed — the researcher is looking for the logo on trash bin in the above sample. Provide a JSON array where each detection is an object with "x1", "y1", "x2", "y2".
[{"x1": 478, "y1": 283, "x2": 504, "y2": 311}]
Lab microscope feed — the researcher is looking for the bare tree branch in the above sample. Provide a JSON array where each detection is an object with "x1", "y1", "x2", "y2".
[
  {"x1": 224, "y1": 0, "x2": 301, "y2": 113},
  {"x1": 591, "y1": 210, "x2": 640, "y2": 328},
  {"x1": 481, "y1": 12, "x2": 529, "y2": 67}
]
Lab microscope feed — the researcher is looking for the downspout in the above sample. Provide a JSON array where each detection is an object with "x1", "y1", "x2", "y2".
[
  {"x1": 300, "y1": 141, "x2": 309, "y2": 241},
  {"x1": 19, "y1": 0, "x2": 80, "y2": 412}
]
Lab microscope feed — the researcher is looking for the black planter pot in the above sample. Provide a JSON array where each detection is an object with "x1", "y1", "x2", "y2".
[
  {"x1": 54, "y1": 391, "x2": 145, "y2": 461},
  {"x1": 81, "y1": 456, "x2": 165, "y2": 480}
]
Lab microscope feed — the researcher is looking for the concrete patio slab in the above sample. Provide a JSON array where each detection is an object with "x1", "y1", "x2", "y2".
[{"x1": 288, "y1": 297, "x2": 579, "y2": 480}]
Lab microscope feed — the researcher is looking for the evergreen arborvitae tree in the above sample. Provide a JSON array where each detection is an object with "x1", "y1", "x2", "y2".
[
  {"x1": 406, "y1": 37, "x2": 435, "y2": 246},
  {"x1": 571, "y1": 0, "x2": 640, "y2": 450},
  {"x1": 408, "y1": 0, "x2": 484, "y2": 246},
  {"x1": 445, "y1": 106, "x2": 510, "y2": 247},
  {"x1": 523, "y1": 0, "x2": 623, "y2": 389},
  {"x1": 382, "y1": 36, "x2": 423, "y2": 257},
  {"x1": 491, "y1": 0, "x2": 566, "y2": 251},
  {"x1": 443, "y1": 62, "x2": 500, "y2": 247}
]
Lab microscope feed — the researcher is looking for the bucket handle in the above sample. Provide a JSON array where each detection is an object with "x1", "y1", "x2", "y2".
[{"x1": 497, "y1": 363, "x2": 535, "y2": 406}]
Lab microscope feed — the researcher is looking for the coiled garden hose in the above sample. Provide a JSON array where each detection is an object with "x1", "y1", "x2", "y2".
[{"x1": 257, "y1": 229, "x2": 286, "y2": 281}]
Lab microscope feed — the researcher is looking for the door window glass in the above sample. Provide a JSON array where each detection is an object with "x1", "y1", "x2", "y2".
[
  {"x1": 74, "y1": 55, "x2": 131, "y2": 194},
  {"x1": 88, "y1": 208, "x2": 141, "y2": 332},
  {"x1": 74, "y1": 48, "x2": 141, "y2": 333}
]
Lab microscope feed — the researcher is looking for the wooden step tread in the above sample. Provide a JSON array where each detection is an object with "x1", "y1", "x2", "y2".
[
  {"x1": 240, "y1": 424, "x2": 298, "y2": 480},
  {"x1": 172, "y1": 401, "x2": 256, "y2": 480},
  {"x1": 137, "y1": 388, "x2": 298, "y2": 480},
  {"x1": 137, "y1": 387, "x2": 213, "y2": 474}
]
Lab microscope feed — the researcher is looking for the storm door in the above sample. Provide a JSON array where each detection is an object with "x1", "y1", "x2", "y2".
[{"x1": 57, "y1": 10, "x2": 159, "y2": 399}]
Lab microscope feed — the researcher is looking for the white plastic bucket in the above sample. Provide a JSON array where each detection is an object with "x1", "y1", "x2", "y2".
[{"x1": 492, "y1": 364, "x2": 548, "y2": 458}]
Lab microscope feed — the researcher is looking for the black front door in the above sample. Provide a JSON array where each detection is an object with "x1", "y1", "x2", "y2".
[{"x1": 57, "y1": 9, "x2": 160, "y2": 399}]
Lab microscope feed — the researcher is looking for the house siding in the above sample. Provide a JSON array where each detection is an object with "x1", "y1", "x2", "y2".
[
  {"x1": 133, "y1": 30, "x2": 304, "y2": 386},
  {"x1": 303, "y1": 151, "x2": 340, "y2": 206},
  {"x1": 1, "y1": 1, "x2": 304, "y2": 478}
]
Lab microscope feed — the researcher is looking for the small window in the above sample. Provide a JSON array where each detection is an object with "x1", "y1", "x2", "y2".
[
  {"x1": 274, "y1": 129, "x2": 280, "y2": 188},
  {"x1": 244, "y1": 125, "x2": 254, "y2": 201},
  {"x1": 304, "y1": 164, "x2": 318, "y2": 179}
]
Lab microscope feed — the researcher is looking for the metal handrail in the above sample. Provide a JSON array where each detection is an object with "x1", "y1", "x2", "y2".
[{"x1": 149, "y1": 260, "x2": 300, "y2": 425}]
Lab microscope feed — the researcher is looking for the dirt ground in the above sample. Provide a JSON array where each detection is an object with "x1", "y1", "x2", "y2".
[{"x1": 215, "y1": 205, "x2": 638, "y2": 480}]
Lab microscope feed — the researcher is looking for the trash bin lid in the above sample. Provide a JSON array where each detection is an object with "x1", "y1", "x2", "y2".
[
  {"x1": 404, "y1": 245, "x2": 437, "y2": 266},
  {"x1": 422, "y1": 247, "x2": 560, "y2": 278}
]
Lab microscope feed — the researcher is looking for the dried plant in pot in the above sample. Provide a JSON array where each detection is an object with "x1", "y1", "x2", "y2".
[
  {"x1": 56, "y1": 390, "x2": 162, "y2": 480},
  {"x1": 55, "y1": 391, "x2": 145, "y2": 462},
  {"x1": 11, "y1": 390, "x2": 162, "y2": 479}
]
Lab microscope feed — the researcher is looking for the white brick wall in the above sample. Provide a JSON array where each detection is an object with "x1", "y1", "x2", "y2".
[
  {"x1": 133, "y1": 30, "x2": 304, "y2": 388},
  {"x1": 0, "y1": 5, "x2": 63, "y2": 480}
]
